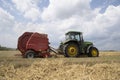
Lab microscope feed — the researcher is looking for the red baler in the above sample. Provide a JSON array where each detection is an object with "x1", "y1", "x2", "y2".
[{"x1": 17, "y1": 32, "x2": 50, "y2": 58}]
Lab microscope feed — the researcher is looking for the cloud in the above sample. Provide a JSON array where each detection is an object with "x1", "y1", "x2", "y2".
[
  {"x1": 12, "y1": 0, "x2": 41, "y2": 21},
  {"x1": 0, "y1": 7, "x2": 14, "y2": 32},
  {"x1": 24, "y1": 8, "x2": 41, "y2": 21},
  {"x1": 0, "y1": 7, "x2": 16, "y2": 48},
  {"x1": 83, "y1": 5, "x2": 120, "y2": 50},
  {"x1": 42, "y1": 0, "x2": 92, "y2": 20}
]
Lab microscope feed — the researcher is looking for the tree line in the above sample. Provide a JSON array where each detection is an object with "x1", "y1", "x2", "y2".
[{"x1": 0, "y1": 45, "x2": 15, "y2": 51}]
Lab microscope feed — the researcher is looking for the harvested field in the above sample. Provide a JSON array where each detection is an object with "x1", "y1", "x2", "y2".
[{"x1": 0, "y1": 51, "x2": 120, "y2": 80}]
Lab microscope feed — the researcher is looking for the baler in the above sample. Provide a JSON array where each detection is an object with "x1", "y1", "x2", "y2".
[{"x1": 17, "y1": 32, "x2": 50, "y2": 58}]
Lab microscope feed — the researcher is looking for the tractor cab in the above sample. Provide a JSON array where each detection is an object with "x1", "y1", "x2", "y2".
[{"x1": 65, "y1": 31, "x2": 84, "y2": 43}]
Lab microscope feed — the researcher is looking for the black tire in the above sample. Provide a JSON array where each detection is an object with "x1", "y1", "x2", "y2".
[
  {"x1": 64, "y1": 43, "x2": 79, "y2": 57},
  {"x1": 25, "y1": 50, "x2": 35, "y2": 58},
  {"x1": 88, "y1": 47, "x2": 99, "y2": 57}
]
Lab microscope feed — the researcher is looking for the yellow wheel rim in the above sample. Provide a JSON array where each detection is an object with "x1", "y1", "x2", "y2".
[
  {"x1": 67, "y1": 46, "x2": 77, "y2": 56},
  {"x1": 91, "y1": 49, "x2": 97, "y2": 57}
]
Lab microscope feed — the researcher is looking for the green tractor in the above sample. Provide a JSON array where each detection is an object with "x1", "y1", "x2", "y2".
[{"x1": 59, "y1": 31, "x2": 99, "y2": 57}]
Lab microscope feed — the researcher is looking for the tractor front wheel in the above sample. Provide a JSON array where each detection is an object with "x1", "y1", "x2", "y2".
[
  {"x1": 64, "y1": 43, "x2": 79, "y2": 57},
  {"x1": 88, "y1": 47, "x2": 99, "y2": 57}
]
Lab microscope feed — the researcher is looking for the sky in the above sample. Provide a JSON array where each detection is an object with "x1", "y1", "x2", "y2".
[{"x1": 0, "y1": 0, "x2": 120, "y2": 50}]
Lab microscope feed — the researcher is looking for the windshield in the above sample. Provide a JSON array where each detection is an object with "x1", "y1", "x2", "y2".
[{"x1": 65, "y1": 33, "x2": 81, "y2": 41}]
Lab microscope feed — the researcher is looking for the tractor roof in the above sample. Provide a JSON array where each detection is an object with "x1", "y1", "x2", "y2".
[{"x1": 65, "y1": 31, "x2": 82, "y2": 35}]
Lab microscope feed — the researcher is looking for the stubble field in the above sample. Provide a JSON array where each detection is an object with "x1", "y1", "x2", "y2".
[{"x1": 0, "y1": 51, "x2": 120, "y2": 80}]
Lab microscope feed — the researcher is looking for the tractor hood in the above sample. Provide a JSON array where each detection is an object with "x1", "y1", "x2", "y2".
[
  {"x1": 60, "y1": 39, "x2": 77, "y2": 45},
  {"x1": 83, "y1": 41, "x2": 93, "y2": 46}
]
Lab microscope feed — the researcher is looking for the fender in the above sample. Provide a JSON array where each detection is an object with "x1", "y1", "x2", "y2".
[{"x1": 86, "y1": 45, "x2": 93, "y2": 53}]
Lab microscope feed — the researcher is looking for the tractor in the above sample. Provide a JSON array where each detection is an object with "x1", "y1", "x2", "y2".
[{"x1": 59, "y1": 31, "x2": 99, "y2": 57}]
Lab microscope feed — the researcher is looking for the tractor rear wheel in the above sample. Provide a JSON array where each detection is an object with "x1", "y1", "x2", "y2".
[
  {"x1": 64, "y1": 43, "x2": 79, "y2": 57},
  {"x1": 25, "y1": 50, "x2": 35, "y2": 58},
  {"x1": 88, "y1": 47, "x2": 99, "y2": 57}
]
